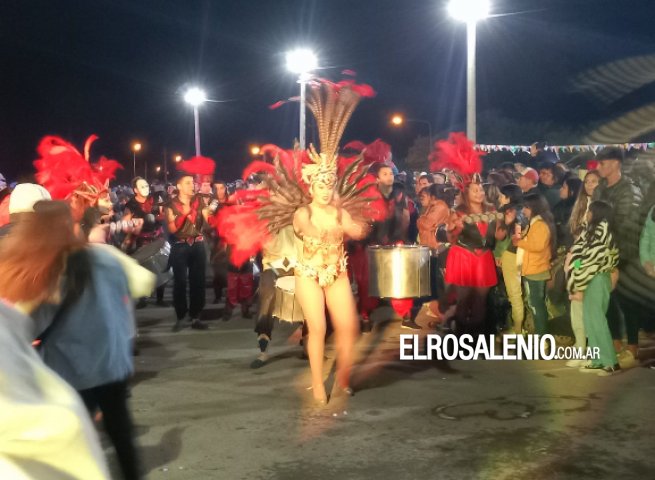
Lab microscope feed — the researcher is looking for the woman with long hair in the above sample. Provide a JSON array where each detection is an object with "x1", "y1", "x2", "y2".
[
  {"x1": 566, "y1": 200, "x2": 620, "y2": 375},
  {"x1": 553, "y1": 177, "x2": 583, "y2": 248},
  {"x1": 429, "y1": 134, "x2": 500, "y2": 336},
  {"x1": 0, "y1": 201, "x2": 110, "y2": 479},
  {"x1": 443, "y1": 179, "x2": 499, "y2": 335},
  {"x1": 513, "y1": 194, "x2": 556, "y2": 335},
  {"x1": 569, "y1": 170, "x2": 601, "y2": 239},
  {"x1": 565, "y1": 170, "x2": 600, "y2": 361},
  {"x1": 28, "y1": 201, "x2": 150, "y2": 480},
  {"x1": 293, "y1": 163, "x2": 369, "y2": 404}
]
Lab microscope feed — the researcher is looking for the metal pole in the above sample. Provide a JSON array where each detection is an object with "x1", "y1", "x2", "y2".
[
  {"x1": 133, "y1": 152, "x2": 136, "y2": 178},
  {"x1": 194, "y1": 106, "x2": 201, "y2": 156},
  {"x1": 299, "y1": 77, "x2": 306, "y2": 150},
  {"x1": 163, "y1": 147, "x2": 168, "y2": 185},
  {"x1": 466, "y1": 20, "x2": 477, "y2": 143},
  {"x1": 145, "y1": 158, "x2": 148, "y2": 182}
]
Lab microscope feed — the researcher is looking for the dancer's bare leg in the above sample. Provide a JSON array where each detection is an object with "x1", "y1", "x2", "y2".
[
  {"x1": 325, "y1": 273, "x2": 359, "y2": 390},
  {"x1": 295, "y1": 276, "x2": 327, "y2": 402}
]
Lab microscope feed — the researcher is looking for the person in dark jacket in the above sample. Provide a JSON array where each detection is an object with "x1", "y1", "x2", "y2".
[{"x1": 593, "y1": 147, "x2": 653, "y2": 366}]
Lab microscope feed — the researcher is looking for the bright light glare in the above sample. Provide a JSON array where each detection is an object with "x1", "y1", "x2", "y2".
[
  {"x1": 184, "y1": 87, "x2": 207, "y2": 106},
  {"x1": 391, "y1": 115, "x2": 404, "y2": 126},
  {"x1": 250, "y1": 146, "x2": 261, "y2": 155},
  {"x1": 133, "y1": 143, "x2": 142, "y2": 152},
  {"x1": 174, "y1": 155, "x2": 182, "y2": 162},
  {"x1": 447, "y1": 0, "x2": 490, "y2": 23},
  {"x1": 286, "y1": 49, "x2": 318, "y2": 74}
]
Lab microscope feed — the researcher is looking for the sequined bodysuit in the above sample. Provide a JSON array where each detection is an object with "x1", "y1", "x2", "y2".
[{"x1": 295, "y1": 213, "x2": 348, "y2": 288}]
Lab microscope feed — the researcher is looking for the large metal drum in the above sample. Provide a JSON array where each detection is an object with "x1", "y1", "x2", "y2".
[
  {"x1": 132, "y1": 238, "x2": 173, "y2": 287},
  {"x1": 273, "y1": 276, "x2": 304, "y2": 323},
  {"x1": 367, "y1": 245, "x2": 431, "y2": 298}
]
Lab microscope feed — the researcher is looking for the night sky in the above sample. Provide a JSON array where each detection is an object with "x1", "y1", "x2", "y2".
[{"x1": 1, "y1": 0, "x2": 653, "y2": 182}]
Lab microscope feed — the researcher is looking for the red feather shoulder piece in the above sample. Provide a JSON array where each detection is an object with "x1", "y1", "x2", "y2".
[{"x1": 33, "y1": 135, "x2": 122, "y2": 200}]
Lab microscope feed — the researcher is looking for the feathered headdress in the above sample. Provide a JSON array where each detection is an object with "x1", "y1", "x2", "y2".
[
  {"x1": 33, "y1": 135, "x2": 122, "y2": 202},
  {"x1": 302, "y1": 78, "x2": 376, "y2": 187},
  {"x1": 177, "y1": 156, "x2": 216, "y2": 184},
  {"x1": 429, "y1": 132, "x2": 485, "y2": 191}
]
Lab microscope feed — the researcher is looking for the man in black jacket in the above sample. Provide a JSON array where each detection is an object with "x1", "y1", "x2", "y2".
[{"x1": 593, "y1": 147, "x2": 652, "y2": 366}]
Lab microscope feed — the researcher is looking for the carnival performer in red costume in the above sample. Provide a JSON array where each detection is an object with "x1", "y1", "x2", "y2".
[
  {"x1": 121, "y1": 177, "x2": 168, "y2": 307},
  {"x1": 33, "y1": 135, "x2": 122, "y2": 226},
  {"x1": 431, "y1": 133, "x2": 501, "y2": 336},
  {"x1": 217, "y1": 77, "x2": 384, "y2": 405},
  {"x1": 166, "y1": 157, "x2": 216, "y2": 332}
]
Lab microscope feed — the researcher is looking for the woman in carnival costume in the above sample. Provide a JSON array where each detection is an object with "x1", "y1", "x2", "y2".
[
  {"x1": 430, "y1": 133, "x2": 502, "y2": 336},
  {"x1": 217, "y1": 77, "x2": 384, "y2": 405}
]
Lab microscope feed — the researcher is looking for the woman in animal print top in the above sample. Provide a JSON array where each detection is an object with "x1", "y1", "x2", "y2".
[{"x1": 566, "y1": 200, "x2": 620, "y2": 376}]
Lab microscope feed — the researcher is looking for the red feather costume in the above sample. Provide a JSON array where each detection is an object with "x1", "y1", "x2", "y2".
[{"x1": 33, "y1": 135, "x2": 122, "y2": 221}]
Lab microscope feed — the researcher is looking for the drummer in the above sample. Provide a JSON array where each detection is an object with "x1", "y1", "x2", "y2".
[
  {"x1": 122, "y1": 176, "x2": 168, "y2": 307},
  {"x1": 250, "y1": 224, "x2": 297, "y2": 369},
  {"x1": 350, "y1": 163, "x2": 419, "y2": 331}
]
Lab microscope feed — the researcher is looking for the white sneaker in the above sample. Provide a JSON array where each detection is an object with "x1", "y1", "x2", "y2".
[{"x1": 566, "y1": 359, "x2": 585, "y2": 368}]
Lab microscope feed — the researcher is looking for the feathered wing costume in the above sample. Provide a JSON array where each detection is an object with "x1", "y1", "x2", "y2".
[
  {"x1": 217, "y1": 78, "x2": 386, "y2": 265},
  {"x1": 33, "y1": 135, "x2": 122, "y2": 219}
]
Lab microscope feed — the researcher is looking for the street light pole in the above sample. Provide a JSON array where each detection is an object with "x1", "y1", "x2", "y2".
[
  {"x1": 183, "y1": 87, "x2": 207, "y2": 157},
  {"x1": 193, "y1": 106, "x2": 201, "y2": 156},
  {"x1": 132, "y1": 142, "x2": 141, "y2": 180},
  {"x1": 286, "y1": 49, "x2": 317, "y2": 150},
  {"x1": 466, "y1": 20, "x2": 477, "y2": 143},
  {"x1": 391, "y1": 115, "x2": 433, "y2": 147},
  {"x1": 448, "y1": 0, "x2": 490, "y2": 144},
  {"x1": 299, "y1": 77, "x2": 307, "y2": 150}
]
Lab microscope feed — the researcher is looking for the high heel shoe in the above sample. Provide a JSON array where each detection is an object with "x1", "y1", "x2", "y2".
[
  {"x1": 307, "y1": 385, "x2": 328, "y2": 406},
  {"x1": 342, "y1": 386, "x2": 354, "y2": 397}
]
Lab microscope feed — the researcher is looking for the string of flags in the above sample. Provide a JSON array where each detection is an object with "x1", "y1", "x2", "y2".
[{"x1": 475, "y1": 142, "x2": 655, "y2": 154}]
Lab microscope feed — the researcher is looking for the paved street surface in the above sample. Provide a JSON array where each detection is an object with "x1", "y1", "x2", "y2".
[{"x1": 106, "y1": 293, "x2": 655, "y2": 480}]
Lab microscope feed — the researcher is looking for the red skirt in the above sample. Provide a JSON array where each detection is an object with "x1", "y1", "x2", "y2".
[{"x1": 444, "y1": 245, "x2": 497, "y2": 287}]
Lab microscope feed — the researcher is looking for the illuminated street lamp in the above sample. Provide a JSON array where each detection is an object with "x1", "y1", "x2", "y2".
[
  {"x1": 156, "y1": 165, "x2": 161, "y2": 173},
  {"x1": 286, "y1": 48, "x2": 318, "y2": 150},
  {"x1": 390, "y1": 114, "x2": 433, "y2": 147},
  {"x1": 250, "y1": 145, "x2": 261, "y2": 156},
  {"x1": 447, "y1": 0, "x2": 490, "y2": 143},
  {"x1": 132, "y1": 142, "x2": 142, "y2": 179},
  {"x1": 174, "y1": 154, "x2": 182, "y2": 163},
  {"x1": 184, "y1": 87, "x2": 207, "y2": 156}
]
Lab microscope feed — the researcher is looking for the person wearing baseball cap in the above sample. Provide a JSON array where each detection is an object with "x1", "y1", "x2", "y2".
[
  {"x1": 518, "y1": 168, "x2": 540, "y2": 196},
  {"x1": 0, "y1": 183, "x2": 52, "y2": 238}
]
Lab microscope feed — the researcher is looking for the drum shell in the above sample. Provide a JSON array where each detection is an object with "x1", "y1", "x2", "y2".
[
  {"x1": 132, "y1": 239, "x2": 173, "y2": 288},
  {"x1": 273, "y1": 277, "x2": 304, "y2": 323},
  {"x1": 367, "y1": 245, "x2": 431, "y2": 298}
]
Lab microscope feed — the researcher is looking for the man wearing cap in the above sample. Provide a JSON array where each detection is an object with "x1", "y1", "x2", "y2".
[
  {"x1": 0, "y1": 183, "x2": 52, "y2": 238},
  {"x1": 593, "y1": 147, "x2": 651, "y2": 366},
  {"x1": 517, "y1": 168, "x2": 541, "y2": 196}
]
